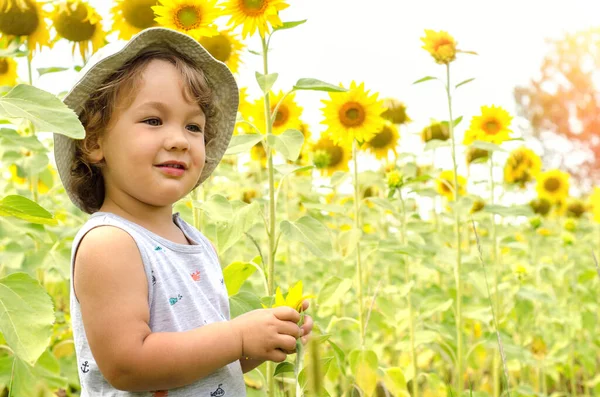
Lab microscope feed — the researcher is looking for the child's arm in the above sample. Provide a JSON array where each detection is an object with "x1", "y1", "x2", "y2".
[{"x1": 75, "y1": 226, "x2": 302, "y2": 392}]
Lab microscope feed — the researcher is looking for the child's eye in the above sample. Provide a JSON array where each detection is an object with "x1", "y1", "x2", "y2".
[
  {"x1": 143, "y1": 118, "x2": 162, "y2": 126},
  {"x1": 187, "y1": 124, "x2": 204, "y2": 134}
]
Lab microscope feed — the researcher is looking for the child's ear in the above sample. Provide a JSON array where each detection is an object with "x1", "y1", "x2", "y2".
[{"x1": 87, "y1": 138, "x2": 104, "y2": 164}]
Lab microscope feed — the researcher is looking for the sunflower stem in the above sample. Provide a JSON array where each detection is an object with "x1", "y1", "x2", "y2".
[
  {"x1": 26, "y1": 41, "x2": 33, "y2": 86},
  {"x1": 489, "y1": 155, "x2": 501, "y2": 397},
  {"x1": 352, "y1": 139, "x2": 366, "y2": 348},
  {"x1": 398, "y1": 188, "x2": 419, "y2": 397},
  {"x1": 261, "y1": 36, "x2": 277, "y2": 397},
  {"x1": 445, "y1": 63, "x2": 463, "y2": 396}
]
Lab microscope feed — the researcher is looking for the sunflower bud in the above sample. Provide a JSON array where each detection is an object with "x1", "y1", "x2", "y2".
[
  {"x1": 466, "y1": 147, "x2": 489, "y2": 165},
  {"x1": 421, "y1": 122, "x2": 450, "y2": 142},
  {"x1": 561, "y1": 232, "x2": 574, "y2": 246},
  {"x1": 528, "y1": 216, "x2": 542, "y2": 230},
  {"x1": 381, "y1": 98, "x2": 411, "y2": 125},
  {"x1": 421, "y1": 29, "x2": 457, "y2": 65},
  {"x1": 313, "y1": 150, "x2": 331, "y2": 170},
  {"x1": 470, "y1": 198, "x2": 485, "y2": 213},
  {"x1": 566, "y1": 200, "x2": 585, "y2": 218},
  {"x1": 530, "y1": 198, "x2": 551, "y2": 216},
  {"x1": 387, "y1": 170, "x2": 403, "y2": 190}
]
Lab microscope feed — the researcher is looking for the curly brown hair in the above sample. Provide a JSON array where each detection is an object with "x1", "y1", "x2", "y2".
[{"x1": 71, "y1": 46, "x2": 220, "y2": 213}]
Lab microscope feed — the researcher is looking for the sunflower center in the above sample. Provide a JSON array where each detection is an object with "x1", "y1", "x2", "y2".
[
  {"x1": 176, "y1": 6, "x2": 201, "y2": 30},
  {"x1": 0, "y1": 0, "x2": 39, "y2": 36},
  {"x1": 0, "y1": 58, "x2": 8, "y2": 74},
  {"x1": 368, "y1": 125, "x2": 393, "y2": 148},
  {"x1": 544, "y1": 177, "x2": 560, "y2": 192},
  {"x1": 483, "y1": 119, "x2": 501, "y2": 135},
  {"x1": 328, "y1": 145, "x2": 343, "y2": 167},
  {"x1": 122, "y1": 0, "x2": 158, "y2": 29},
  {"x1": 200, "y1": 33, "x2": 232, "y2": 63},
  {"x1": 241, "y1": 0, "x2": 267, "y2": 15},
  {"x1": 339, "y1": 102, "x2": 365, "y2": 127},
  {"x1": 434, "y1": 38, "x2": 453, "y2": 52},
  {"x1": 54, "y1": 2, "x2": 96, "y2": 42},
  {"x1": 272, "y1": 105, "x2": 289, "y2": 128}
]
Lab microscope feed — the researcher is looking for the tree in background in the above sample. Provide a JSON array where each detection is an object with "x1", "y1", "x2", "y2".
[{"x1": 514, "y1": 28, "x2": 600, "y2": 186}]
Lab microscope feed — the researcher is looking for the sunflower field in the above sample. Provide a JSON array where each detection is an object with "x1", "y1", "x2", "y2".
[{"x1": 1, "y1": 0, "x2": 599, "y2": 396}]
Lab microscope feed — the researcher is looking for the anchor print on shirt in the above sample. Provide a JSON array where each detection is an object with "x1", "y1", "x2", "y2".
[
  {"x1": 191, "y1": 270, "x2": 201, "y2": 281},
  {"x1": 169, "y1": 294, "x2": 183, "y2": 305},
  {"x1": 210, "y1": 384, "x2": 225, "y2": 397},
  {"x1": 154, "y1": 246, "x2": 164, "y2": 252},
  {"x1": 80, "y1": 360, "x2": 90, "y2": 373},
  {"x1": 151, "y1": 270, "x2": 156, "y2": 286}
]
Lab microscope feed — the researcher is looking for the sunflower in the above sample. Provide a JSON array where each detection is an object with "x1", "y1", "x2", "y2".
[
  {"x1": 421, "y1": 121, "x2": 449, "y2": 142},
  {"x1": 566, "y1": 198, "x2": 585, "y2": 218},
  {"x1": 465, "y1": 146, "x2": 489, "y2": 165},
  {"x1": 436, "y1": 170, "x2": 466, "y2": 201},
  {"x1": 470, "y1": 198, "x2": 485, "y2": 213},
  {"x1": 198, "y1": 29, "x2": 244, "y2": 74},
  {"x1": 464, "y1": 105, "x2": 513, "y2": 145},
  {"x1": 536, "y1": 169, "x2": 570, "y2": 203},
  {"x1": 588, "y1": 187, "x2": 600, "y2": 223},
  {"x1": 153, "y1": 0, "x2": 219, "y2": 39},
  {"x1": 364, "y1": 121, "x2": 399, "y2": 160},
  {"x1": 111, "y1": 0, "x2": 159, "y2": 40},
  {"x1": 321, "y1": 81, "x2": 386, "y2": 146},
  {"x1": 503, "y1": 147, "x2": 541, "y2": 187},
  {"x1": 387, "y1": 170, "x2": 402, "y2": 190},
  {"x1": 9, "y1": 163, "x2": 26, "y2": 184},
  {"x1": 421, "y1": 29, "x2": 457, "y2": 65},
  {"x1": 381, "y1": 98, "x2": 411, "y2": 125},
  {"x1": 0, "y1": 0, "x2": 51, "y2": 57},
  {"x1": 312, "y1": 134, "x2": 351, "y2": 176},
  {"x1": 530, "y1": 198, "x2": 551, "y2": 216},
  {"x1": 0, "y1": 56, "x2": 17, "y2": 85},
  {"x1": 222, "y1": 0, "x2": 288, "y2": 39},
  {"x1": 249, "y1": 90, "x2": 303, "y2": 135},
  {"x1": 52, "y1": 1, "x2": 106, "y2": 61}
]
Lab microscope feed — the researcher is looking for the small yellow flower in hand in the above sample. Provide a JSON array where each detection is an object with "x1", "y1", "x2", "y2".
[{"x1": 272, "y1": 281, "x2": 314, "y2": 312}]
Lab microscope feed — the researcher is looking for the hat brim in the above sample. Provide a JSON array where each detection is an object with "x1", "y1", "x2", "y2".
[{"x1": 54, "y1": 27, "x2": 239, "y2": 213}]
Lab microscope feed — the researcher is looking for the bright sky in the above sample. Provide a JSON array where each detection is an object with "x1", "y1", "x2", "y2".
[{"x1": 16, "y1": 0, "x2": 600, "y2": 198}]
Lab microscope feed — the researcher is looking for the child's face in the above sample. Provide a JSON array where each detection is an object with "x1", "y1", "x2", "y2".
[{"x1": 90, "y1": 59, "x2": 206, "y2": 210}]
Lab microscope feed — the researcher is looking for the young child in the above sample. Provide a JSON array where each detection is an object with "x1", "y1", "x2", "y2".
[{"x1": 54, "y1": 27, "x2": 313, "y2": 396}]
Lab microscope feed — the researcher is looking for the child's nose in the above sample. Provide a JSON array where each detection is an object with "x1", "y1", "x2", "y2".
[{"x1": 164, "y1": 126, "x2": 191, "y2": 151}]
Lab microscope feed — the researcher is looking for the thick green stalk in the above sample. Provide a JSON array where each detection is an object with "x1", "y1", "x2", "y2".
[
  {"x1": 261, "y1": 36, "x2": 277, "y2": 397},
  {"x1": 489, "y1": 157, "x2": 500, "y2": 397},
  {"x1": 352, "y1": 139, "x2": 365, "y2": 347},
  {"x1": 399, "y1": 189, "x2": 418, "y2": 397},
  {"x1": 445, "y1": 63, "x2": 463, "y2": 396}
]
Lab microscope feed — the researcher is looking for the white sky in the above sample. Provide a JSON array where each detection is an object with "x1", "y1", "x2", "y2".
[{"x1": 16, "y1": 0, "x2": 600, "y2": 198}]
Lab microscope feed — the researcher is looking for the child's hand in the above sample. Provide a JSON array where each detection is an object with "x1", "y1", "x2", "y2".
[
  {"x1": 299, "y1": 300, "x2": 314, "y2": 345},
  {"x1": 230, "y1": 307, "x2": 302, "y2": 363}
]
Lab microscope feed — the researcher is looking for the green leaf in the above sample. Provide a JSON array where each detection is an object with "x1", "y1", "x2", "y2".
[
  {"x1": 215, "y1": 201, "x2": 260, "y2": 254},
  {"x1": 453, "y1": 115, "x2": 463, "y2": 127},
  {"x1": 470, "y1": 140, "x2": 506, "y2": 152},
  {"x1": 423, "y1": 139, "x2": 450, "y2": 151},
  {"x1": 273, "y1": 20, "x2": 307, "y2": 31},
  {"x1": 455, "y1": 78, "x2": 475, "y2": 89},
  {"x1": 229, "y1": 291, "x2": 262, "y2": 318},
  {"x1": 318, "y1": 277, "x2": 353, "y2": 307},
  {"x1": 256, "y1": 71, "x2": 278, "y2": 94},
  {"x1": 0, "y1": 84, "x2": 85, "y2": 138},
  {"x1": 349, "y1": 349, "x2": 378, "y2": 397},
  {"x1": 223, "y1": 261, "x2": 257, "y2": 297},
  {"x1": 225, "y1": 134, "x2": 264, "y2": 155},
  {"x1": 0, "y1": 195, "x2": 57, "y2": 226},
  {"x1": 22, "y1": 152, "x2": 49, "y2": 174},
  {"x1": 383, "y1": 367, "x2": 409, "y2": 397},
  {"x1": 197, "y1": 194, "x2": 233, "y2": 222},
  {"x1": 293, "y1": 78, "x2": 347, "y2": 92},
  {"x1": 274, "y1": 164, "x2": 314, "y2": 175},
  {"x1": 266, "y1": 129, "x2": 304, "y2": 161},
  {"x1": 365, "y1": 197, "x2": 396, "y2": 212},
  {"x1": 337, "y1": 228, "x2": 361, "y2": 258},
  {"x1": 280, "y1": 216, "x2": 333, "y2": 258},
  {"x1": 482, "y1": 204, "x2": 533, "y2": 217},
  {"x1": 0, "y1": 128, "x2": 46, "y2": 151},
  {"x1": 330, "y1": 171, "x2": 349, "y2": 186},
  {"x1": 9, "y1": 351, "x2": 68, "y2": 396},
  {"x1": 0, "y1": 273, "x2": 55, "y2": 365},
  {"x1": 412, "y1": 76, "x2": 437, "y2": 84},
  {"x1": 274, "y1": 362, "x2": 295, "y2": 376},
  {"x1": 36, "y1": 67, "x2": 69, "y2": 76}
]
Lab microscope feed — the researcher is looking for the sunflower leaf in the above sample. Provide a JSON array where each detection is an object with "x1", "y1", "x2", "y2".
[
  {"x1": 266, "y1": 129, "x2": 304, "y2": 161},
  {"x1": 412, "y1": 76, "x2": 438, "y2": 85},
  {"x1": 225, "y1": 134, "x2": 264, "y2": 155},
  {"x1": 470, "y1": 140, "x2": 506, "y2": 152},
  {"x1": 455, "y1": 78, "x2": 475, "y2": 89},
  {"x1": 256, "y1": 72, "x2": 279, "y2": 94},
  {"x1": 36, "y1": 67, "x2": 69, "y2": 76},
  {"x1": 293, "y1": 78, "x2": 347, "y2": 92},
  {"x1": 0, "y1": 84, "x2": 84, "y2": 138},
  {"x1": 273, "y1": 20, "x2": 307, "y2": 32},
  {"x1": 280, "y1": 216, "x2": 333, "y2": 258},
  {"x1": 274, "y1": 362, "x2": 295, "y2": 376},
  {"x1": 0, "y1": 195, "x2": 57, "y2": 226}
]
